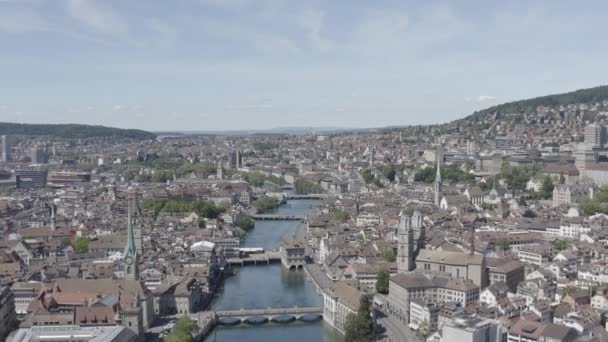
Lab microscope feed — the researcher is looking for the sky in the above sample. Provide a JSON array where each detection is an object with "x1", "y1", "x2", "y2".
[{"x1": 1, "y1": 0, "x2": 608, "y2": 131}]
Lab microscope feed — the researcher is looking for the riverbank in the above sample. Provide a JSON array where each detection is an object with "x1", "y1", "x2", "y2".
[{"x1": 203, "y1": 199, "x2": 339, "y2": 342}]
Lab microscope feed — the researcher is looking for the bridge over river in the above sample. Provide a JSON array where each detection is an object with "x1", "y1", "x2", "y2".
[
  {"x1": 250, "y1": 214, "x2": 307, "y2": 221},
  {"x1": 226, "y1": 250, "x2": 281, "y2": 266},
  {"x1": 216, "y1": 306, "x2": 322, "y2": 319}
]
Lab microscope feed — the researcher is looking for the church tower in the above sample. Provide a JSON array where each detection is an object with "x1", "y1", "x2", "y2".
[
  {"x1": 124, "y1": 202, "x2": 139, "y2": 280},
  {"x1": 434, "y1": 149, "x2": 442, "y2": 206},
  {"x1": 397, "y1": 211, "x2": 415, "y2": 273},
  {"x1": 217, "y1": 164, "x2": 224, "y2": 180},
  {"x1": 411, "y1": 209, "x2": 425, "y2": 253}
]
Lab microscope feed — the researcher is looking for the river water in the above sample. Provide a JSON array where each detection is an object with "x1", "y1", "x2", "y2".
[{"x1": 205, "y1": 199, "x2": 343, "y2": 342}]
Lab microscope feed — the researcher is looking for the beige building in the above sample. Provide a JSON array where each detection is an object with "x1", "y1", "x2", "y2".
[
  {"x1": 387, "y1": 273, "x2": 479, "y2": 325},
  {"x1": 280, "y1": 239, "x2": 306, "y2": 270},
  {"x1": 323, "y1": 282, "x2": 361, "y2": 334},
  {"x1": 416, "y1": 249, "x2": 486, "y2": 287}
]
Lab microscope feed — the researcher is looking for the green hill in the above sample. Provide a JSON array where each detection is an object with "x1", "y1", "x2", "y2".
[
  {"x1": 462, "y1": 85, "x2": 608, "y2": 122},
  {"x1": 0, "y1": 122, "x2": 156, "y2": 140}
]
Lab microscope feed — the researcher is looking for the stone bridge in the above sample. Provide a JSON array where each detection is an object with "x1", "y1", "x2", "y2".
[{"x1": 250, "y1": 214, "x2": 307, "y2": 221}]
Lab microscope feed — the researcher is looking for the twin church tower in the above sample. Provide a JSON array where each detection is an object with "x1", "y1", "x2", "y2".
[{"x1": 398, "y1": 149, "x2": 441, "y2": 273}]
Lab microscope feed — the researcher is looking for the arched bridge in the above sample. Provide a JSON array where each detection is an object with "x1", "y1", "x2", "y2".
[
  {"x1": 215, "y1": 306, "x2": 321, "y2": 318},
  {"x1": 250, "y1": 214, "x2": 307, "y2": 221}
]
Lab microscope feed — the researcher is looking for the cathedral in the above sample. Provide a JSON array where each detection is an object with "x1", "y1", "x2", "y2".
[{"x1": 397, "y1": 209, "x2": 425, "y2": 273}]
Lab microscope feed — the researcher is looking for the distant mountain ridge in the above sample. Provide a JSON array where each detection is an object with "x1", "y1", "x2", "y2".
[
  {"x1": 0, "y1": 122, "x2": 156, "y2": 140},
  {"x1": 160, "y1": 126, "x2": 362, "y2": 136}
]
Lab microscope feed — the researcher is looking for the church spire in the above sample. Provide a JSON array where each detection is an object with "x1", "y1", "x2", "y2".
[
  {"x1": 435, "y1": 152, "x2": 442, "y2": 182},
  {"x1": 124, "y1": 202, "x2": 137, "y2": 258},
  {"x1": 434, "y1": 149, "x2": 442, "y2": 206},
  {"x1": 124, "y1": 200, "x2": 139, "y2": 280}
]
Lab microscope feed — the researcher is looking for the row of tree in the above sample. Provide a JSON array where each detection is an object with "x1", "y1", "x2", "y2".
[
  {"x1": 415, "y1": 162, "x2": 473, "y2": 183},
  {"x1": 252, "y1": 196, "x2": 279, "y2": 211},
  {"x1": 163, "y1": 317, "x2": 198, "y2": 342},
  {"x1": 142, "y1": 199, "x2": 226, "y2": 219},
  {"x1": 294, "y1": 179, "x2": 324, "y2": 194}
]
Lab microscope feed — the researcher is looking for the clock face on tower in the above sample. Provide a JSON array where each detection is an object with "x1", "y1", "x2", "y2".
[{"x1": 125, "y1": 256, "x2": 133, "y2": 265}]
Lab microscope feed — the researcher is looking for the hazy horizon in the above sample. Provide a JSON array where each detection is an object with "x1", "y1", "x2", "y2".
[{"x1": 2, "y1": 0, "x2": 608, "y2": 131}]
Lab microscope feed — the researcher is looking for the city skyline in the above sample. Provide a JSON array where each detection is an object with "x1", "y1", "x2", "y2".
[{"x1": 1, "y1": 0, "x2": 608, "y2": 131}]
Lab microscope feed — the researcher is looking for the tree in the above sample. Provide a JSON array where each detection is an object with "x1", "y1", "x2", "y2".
[
  {"x1": 252, "y1": 196, "x2": 279, "y2": 211},
  {"x1": 518, "y1": 196, "x2": 527, "y2": 206},
  {"x1": 59, "y1": 236, "x2": 71, "y2": 247},
  {"x1": 344, "y1": 295, "x2": 372, "y2": 342},
  {"x1": 238, "y1": 215, "x2": 255, "y2": 231},
  {"x1": 376, "y1": 270, "x2": 389, "y2": 294},
  {"x1": 418, "y1": 320, "x2": 430, "y2": 338},
  {"x1": 497, "y1": 238, "x2": 510, "y2": 251},
  {"x1": 164, "y1": 317, "x2": 197, "y2": 342},
  {"x1": 329, "y1": 208, "x2": 350, "y2": 221},
  {"x1": 541, "y1": 176, "x2": 554, "y2": 199},
  {"x1": 73, "y1": 237, "x2": 89, "y2": 253},
  {"x1": 553, "y1": 239, "x2": 570, "y2": 251},
  {"x1": 294, "y1": 179, "x2": 324, "y2": 194},
  {"x1": 382, "y1": 247, "x2": 396, "y2": 262},
  {"x1": 197, "y1": 216, "x2": 206, "y2": 228}
]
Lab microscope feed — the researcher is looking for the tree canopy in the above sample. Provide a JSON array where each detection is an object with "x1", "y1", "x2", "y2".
[
  {"x1": 73, "y1": 237, "x2": 89, "y2": 253},
  {"x1": 252, "y1": 196, "x2": 279, "y2": 211},
  {"x1": 143, "y1": 199, "x2": 225, "y2": 219},
  {"x1": 376, "y1": 270, "x2": 389, "y2": 294},
  {"x1": 294, "y1": 179, "x2": 324, "y2": 194},
  {"x1": 0, "y1": 122, "x2": 155, "y2": 140},
  {"x1": 344, "y1": 295, "x2": 373, "y2": 342},
  {"x1": 464, "y1": 85, "x2": 608, "y2": 122},
  {"x1": 163, "y1": 317, "x2": 198, "y2": 342}
]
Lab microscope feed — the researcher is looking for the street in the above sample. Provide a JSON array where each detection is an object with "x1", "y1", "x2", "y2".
[{"x1": 376, "y1": 311, "x2": 422, "y2": 342}]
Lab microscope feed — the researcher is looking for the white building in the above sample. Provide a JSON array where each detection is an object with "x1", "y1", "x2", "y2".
[
  {"x1": 428, "y1": 317, "x2": 501, "y2": 342},
  {"x1": 323, "y1": 282, "x2": 361, "y2": 334}
]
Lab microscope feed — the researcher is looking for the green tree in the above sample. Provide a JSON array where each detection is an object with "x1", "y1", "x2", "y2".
[
  {"x1": 418, "y1": 320, "x2": 430, "y2": 338},
  {"x1": 294, "y1": 179, "x2": 324, "y2": 194},
  {"x1": 329, "y1": 208, "x2": 350, "y2": 221},
  {"x1": 376, "y1": 270, "x2": 389, "y2": 294},
  {"x1": 541, "y1": 176, "x2": 554, "y2": 199},
  {"x1": 361, "y1": 169, "x2": 376, "y2": 184},
  {"x1": 59, "y1": 236, "x2": 71, "y2": 247},
  {"x1": 252, "y1": 196, "x2": 279, "y2": 211},
  {"x1": 344, "y1": 295, "x2": 372, "y2": 342},
  {"x1": 382, "y1": 247, "x2": 396, "y2": 262},
  {"x1": 73, "y1": 237, "x2": 89, "y2": 253},
  {"x1": 580, "y1": 199, "x2": 602, "y2": 216},
  {"x1": 197, "y1": 216, "x2": 206, "y2": 228},
  {"x1": 164, "y1": 317, "x2": 198, "y2": 342},
  {"x1": 238, "y1": 216, "x2": 255, "y2": 231},
  {"x1": 553, "y1": 239, "x2": 570, "y2": 251},
  {"x1": 497, "y1": 238, "x2": 510, "y2": 251}
]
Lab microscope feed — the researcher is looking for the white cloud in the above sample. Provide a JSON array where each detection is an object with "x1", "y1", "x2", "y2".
[
  {"x1": 477, "y1": 95, "x2": 497, "y2": 102},
  {"x1": 200, "y1": 18, "x2": 297, "y2": 53},
  {"x1": 225, "y1": 103, "x2": 273, "y2": 110},
  {"x1": 0, "y1": 8, "x2": 48, "y2": 33},
  {"x1": 66, "y1": 0, "x2": 128, "y2": 35},
  {"x1": 199, "y1": 0, "x2": 254, "y2": 10},
  {"x1": 143, "y1": 18, "x2": 177, "y2": 48},
  {"x1": 296, "y1": 9, "x2": 332, "y2": 51}
]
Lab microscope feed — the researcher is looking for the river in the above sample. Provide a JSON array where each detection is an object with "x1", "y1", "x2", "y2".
[{"x1": 205, "y1": 199, "x2": 343, "y2": 342}]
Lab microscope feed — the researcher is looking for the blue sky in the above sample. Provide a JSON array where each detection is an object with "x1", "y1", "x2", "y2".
[{"x1": 1, "y1": 0, "x2": 607, "y2": 131}]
